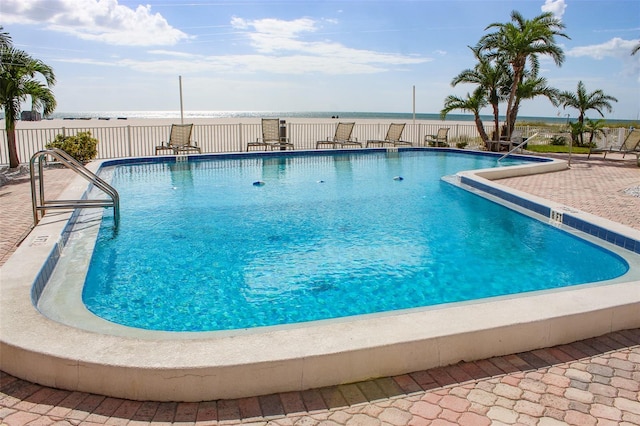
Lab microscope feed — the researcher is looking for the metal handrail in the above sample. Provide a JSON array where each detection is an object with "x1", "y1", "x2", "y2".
[
  {"x1": 30, "y1": 148, "x2": 120, "y2": 227},
  {"x1": 498, "y1": 133, "x2": 539, "y2": 162}
]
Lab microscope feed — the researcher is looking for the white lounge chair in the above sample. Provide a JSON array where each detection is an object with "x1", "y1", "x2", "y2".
[
  {"x1": 366, "y1": 123, "x2": 412, "y2": 147},
  {"x1": 424, "y1": 128, "x2": 450, "y2": 147},
  {"x1": 588, "y1": 129, "x2": 640, "y2": 160},
  {"x1": 247, "y1": 118, "x2": 294, "y2": 151},
  {"x1": 316, "y1": 122, "x2": 362, "y2": 149},
  {"x1": 155, "y1": 124, "x2": 201, "y2": 155}
]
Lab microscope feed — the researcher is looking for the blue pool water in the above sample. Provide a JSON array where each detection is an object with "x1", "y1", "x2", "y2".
[{"x1": 83, "y1": 151, "x2": 629, "y2": 331}]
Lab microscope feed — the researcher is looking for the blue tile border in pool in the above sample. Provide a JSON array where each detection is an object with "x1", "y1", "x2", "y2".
[
  {"x1": 101, "y1": 148, "x2": 377, "y2": 168},
  {"x1": 459, "y1": 175, "x2": 640, "y2": 256},
  {"x1": 459, "y1": 175, "x2": 552, "y2": 217},
  {"x1": 100, "y1": 147, "x2": 551, "y2": 169},
  {"x1": 30, "y1": 208, "x2": 82, "y2": 305},
  {"x1": 563, "y1": 213, "x2": 639, "y2": 255}
]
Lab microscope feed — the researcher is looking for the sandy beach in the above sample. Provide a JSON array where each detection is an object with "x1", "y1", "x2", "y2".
[{"x1": 9, "y1": 116, "x2": 460, "y2": 130}]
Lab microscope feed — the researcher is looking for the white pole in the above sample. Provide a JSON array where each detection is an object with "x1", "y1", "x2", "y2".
[
  {"x1": 412, "y1": 85, "x2": 416, "y2": 124},
  {"x1": 179, "y1": 75, "x2": 184, "y2": 124}
]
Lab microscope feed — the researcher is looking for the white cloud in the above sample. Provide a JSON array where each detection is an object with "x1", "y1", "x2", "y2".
[
  {"x1": 541, "y1": 0, "x2": 567, "y2": 20},
  {"x1": 567, "y1": 37, "x2": 639, "y2": 59},
  {"x1": 568, "y1": 38, "x2": 640, "y2": 82},
  {"x1": 61, "y1": 50, "x2": 424, "y2": 76},
  {"x1": 227, "y1": 16, "x2": 429, "y2": 72},
  {"x1": 1, "y1": 0, "x2": 189, "y2": 46},
  {"x1": 49, "y1": 14, "x2": 430, "y2": 76},
  {"x1": 148, "y1": 50, "x2": 195, "y2": 59}
]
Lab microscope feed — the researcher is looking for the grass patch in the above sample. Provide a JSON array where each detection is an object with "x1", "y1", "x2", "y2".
[{"x1": 526, "y1": 144, "x2": 591, "y2": 154}]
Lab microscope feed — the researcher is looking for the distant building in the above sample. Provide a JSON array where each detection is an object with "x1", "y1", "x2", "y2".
[{"x1": 21, "y1": 111, "x2": 42, "y2": 121}]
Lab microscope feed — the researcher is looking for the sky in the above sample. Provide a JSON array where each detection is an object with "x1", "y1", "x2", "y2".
[{"x1": 2, "y1": 0, "x2": 640, "y2": 119}]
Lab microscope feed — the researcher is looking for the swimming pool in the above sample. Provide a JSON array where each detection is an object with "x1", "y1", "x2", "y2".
[
  {"x1": 2, "y1": 148, "x2": 639, "y2": 402},
  {"x1": 78, "y1": 151, "x2": 628, "y2": 331}
]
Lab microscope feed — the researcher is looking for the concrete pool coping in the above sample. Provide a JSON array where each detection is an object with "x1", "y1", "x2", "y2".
[{"x1": 1, "y1": 149, "x2": 639, "y2": 402}]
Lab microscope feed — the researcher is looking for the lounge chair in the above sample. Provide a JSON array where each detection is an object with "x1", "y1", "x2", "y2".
[
  {"x1": 424, "y1": 128, "x2": 450, "y2": 147},
  {"x1": 487, "y1": 130, "x2": 533, "y2": 152},
  {"x1": 316, "y1": 122, "x2": 362, "y2": 149},
  {"x1": 588, "y1": 129, "x2": 640, "y2": 159},
  {"x1": 247, "y1": 118, "x2": 294, "y2": 151},
  {"x1": 155, "y1": 124, "x2": 201, "y2": 155},
  {"x1": 365, "y1": 123, "x2": 412, "y2": 147},
  {"x1": 503, "y1": 130, "x2": 527, "y2": 151}
]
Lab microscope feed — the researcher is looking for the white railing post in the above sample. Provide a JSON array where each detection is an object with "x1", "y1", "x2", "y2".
[
  {"x1": 3, "y1": 121, "x2": 518, "y2": 165},
  {"x1": 127, "y1": 126, "x2": 132, "y2": 158}
]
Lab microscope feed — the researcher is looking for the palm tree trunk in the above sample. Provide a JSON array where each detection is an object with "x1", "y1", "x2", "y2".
[
  {"x1": 4, "y1": 115, "x2": 20, "y2": 168},
  {"x1": 474, "y1": 115, "x2": 490, "y2": 149},
  {"x1": 506, "y1": 64, "x2": 524, "y2": 138},
  {"x1": 508, "y1": 104, "x2": 520, "y2": 138},
  {"x1": 7, "y1": 128, "x2": 20, "y2": 168},
  {"x1": 578, "y1": 113, "x2": 585, "y2": 146},
  {"x1": 492, "y1": 103, "x2": 499, "y2": 143}
]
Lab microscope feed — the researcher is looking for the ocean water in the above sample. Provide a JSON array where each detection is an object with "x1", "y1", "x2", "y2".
[
  {"x1": 41, "y1": 110, "x2": 632, "y2": 125},
  {"x1": 82, "y1": 151, "x2": 628, "y2": 332}
]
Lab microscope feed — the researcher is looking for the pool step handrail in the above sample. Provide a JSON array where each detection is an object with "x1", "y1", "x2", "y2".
[
  {"x1": 29, "y1": 148, "x2": 120, "y2": 227},
  {"x1": 498, "y1": 132, "x2": 538, "y2": 162}
]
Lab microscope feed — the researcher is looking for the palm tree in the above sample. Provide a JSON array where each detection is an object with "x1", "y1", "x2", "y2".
[
  {"x1": 507, "y1": 74, "x2": 560, "y2": 133},
  {"x1": 557, "y1": 81, "x2": 617, "y2": 125},
  {"x1": 440, "y1": 87, "x2": 490, "y2": 147},
  {"x1": 478, "y1": 10, "x2": 569, "y2": 137},
  {"x1": 0, "y1": 26, "x2": 11, "y2": 49},
  {"x1": 1, "y1": 42, "x2": 57, "y2": 168},
  {"x1": 451, "y1": 46, "x2": 510, "y2": 143},
  {"x1": 583, "y1": 118, "x2": 606, "y2": 147},
  {"x1": 557, "y1": 81, "x2": 617, "y2": 146}
]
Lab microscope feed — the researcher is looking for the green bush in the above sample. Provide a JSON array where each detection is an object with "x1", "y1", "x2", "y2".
[
  {"x1": 46, "y1": 131, "x2": 98, "y2": 163},
  {"x1": 549, "y1": 135, "x2": 566, "y2": 146}
]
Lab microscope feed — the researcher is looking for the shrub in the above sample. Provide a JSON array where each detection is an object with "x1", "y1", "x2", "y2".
[
  {"x1": 453, "y1": 135, "x2": 472, "y2": 149},
  {"x1": 46, "y1": 131, "x2": 98, "y2": 163},
  {"x1": 549, "y1": 135, "x2": 566, "y2": 146}
]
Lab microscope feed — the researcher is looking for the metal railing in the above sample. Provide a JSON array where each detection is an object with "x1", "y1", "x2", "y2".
[
  {"x1": 2, "y1": 122, "x2": 628, "y2": 165},
  {"x1": 30, "y1": 148, "x2": 120, "y2": 227},
  {"x1": 498, "y1": 133, "x2": 539, "y2": 162}
]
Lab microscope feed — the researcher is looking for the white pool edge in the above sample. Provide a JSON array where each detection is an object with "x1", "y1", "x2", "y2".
[{"x1": 1, "y1": 151, "x2": 639, "y2": 402}]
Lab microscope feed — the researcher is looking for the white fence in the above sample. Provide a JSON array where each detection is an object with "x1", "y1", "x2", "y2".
[{"x1": 0, "y1": 121, "x2": 625, "y2": 166}]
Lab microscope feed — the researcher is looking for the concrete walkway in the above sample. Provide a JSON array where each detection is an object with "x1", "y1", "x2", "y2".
[{"x1": 1, "y1": 152, "x2": 639, "y2": 425}]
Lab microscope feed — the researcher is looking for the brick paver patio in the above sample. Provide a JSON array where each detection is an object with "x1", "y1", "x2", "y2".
[{"x1": 1, "y1": 152, "x2": 639, "y2": 425}]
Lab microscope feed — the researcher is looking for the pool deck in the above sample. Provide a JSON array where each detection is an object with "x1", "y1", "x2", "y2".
[{"x1": 1, "y1": 152, "x2": 639, "y2": 425}]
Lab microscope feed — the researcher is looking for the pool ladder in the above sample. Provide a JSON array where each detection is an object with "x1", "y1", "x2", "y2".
[{"x1": 30, "y1": 148, "x2": 120, "y2": 228}]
